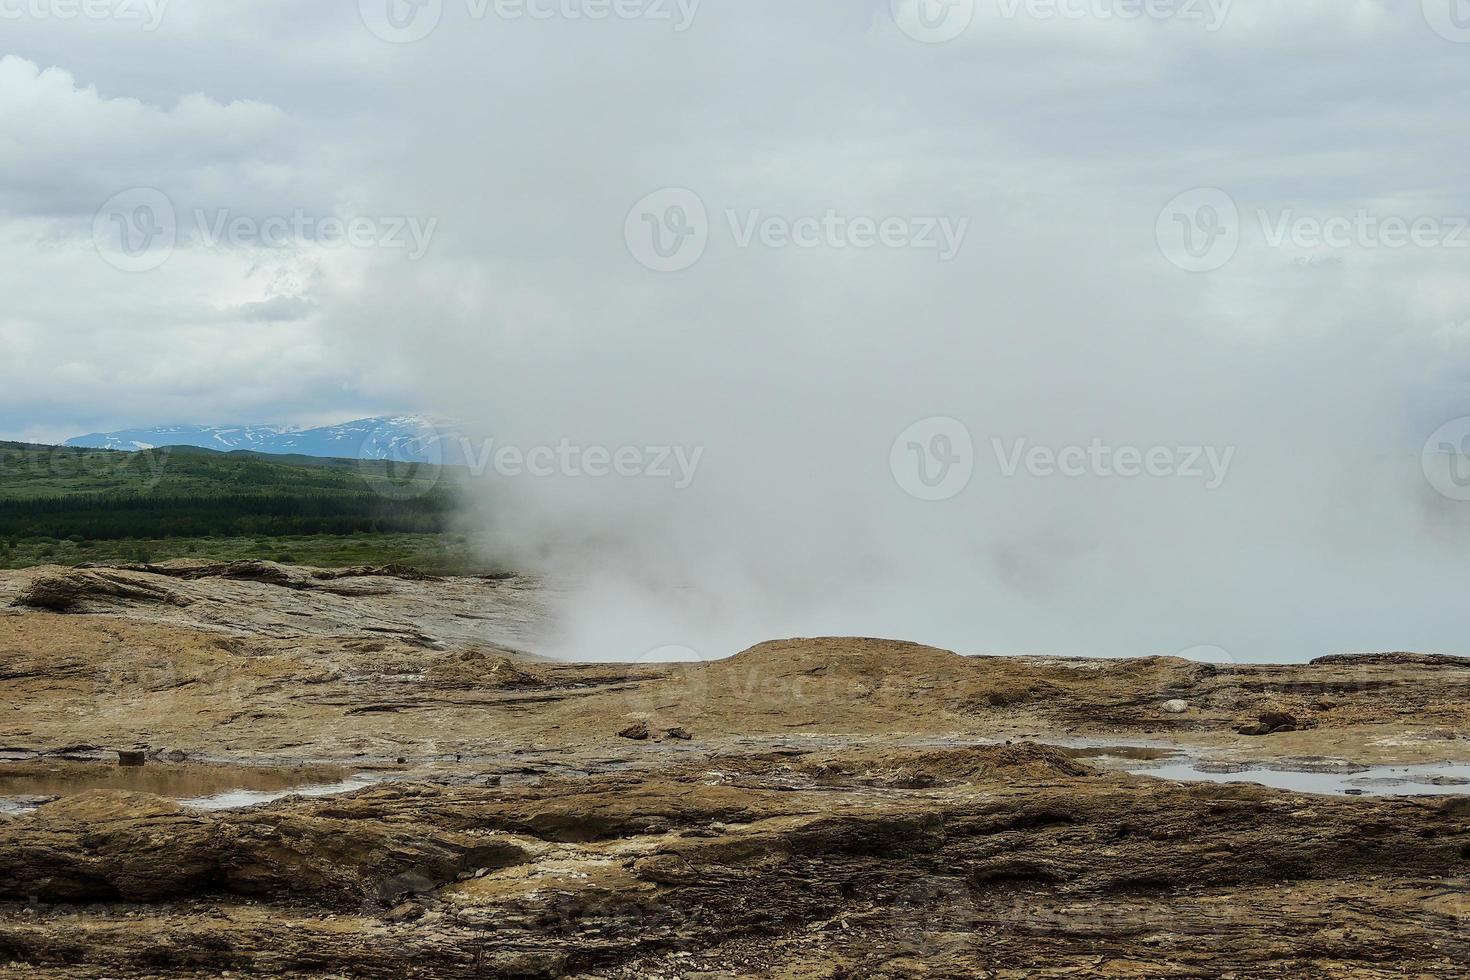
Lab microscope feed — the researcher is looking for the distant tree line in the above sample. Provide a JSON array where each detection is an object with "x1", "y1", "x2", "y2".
[
  {"x1": 0, "y1": 443, "x2": 445, "y2": 499},
  {"x1": 0, "y1": 492, "x2": 454, "y2": 540}
]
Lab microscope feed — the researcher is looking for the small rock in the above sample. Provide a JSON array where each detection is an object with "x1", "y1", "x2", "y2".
[
  {"x1": 1237, "y1": 710, "x2": 1299, "y2": 736},
  {"x1": 617, "y1": 721, "x2": 651, "y2": 741},
  {"x1": 664, "y1": 727, "x2": 693, "y2": 741},
  {"x1": 385, "y1": 902, "x2": 423, "y2": 923},
  {"x1": 1163, "y1": 700, "x2": 1188, "y2": 714},
  {"x1": 1259, "y1": 710, "x2": 1297, "y2": 730}
]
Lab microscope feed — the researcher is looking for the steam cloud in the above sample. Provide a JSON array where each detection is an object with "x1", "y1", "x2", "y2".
[
  {"x1": 308, "y1": 4, "x2": 1470, "y2": 663},
  {"x1": 14, "y1": 3, "x2": 1465, "y2": 663}
]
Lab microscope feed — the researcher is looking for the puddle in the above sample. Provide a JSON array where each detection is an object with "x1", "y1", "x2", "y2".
[
  {"x1": 1125, "y1": 761, "x2": 1470, "y2": 797},
  {"x1": 0, "y1": 761, "x2": 380, "y2": 816},
  {"x1": 176, "y1": 774, "x2": 382, "y2": 810},
  {"x1": 1065, "y1": 745, "x2": 1182, "y2": 762}
]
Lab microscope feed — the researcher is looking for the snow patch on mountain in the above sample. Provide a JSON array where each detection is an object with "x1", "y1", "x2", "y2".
[{"x1": 65, "y1": 416, "x2": 464, "y2": 464}]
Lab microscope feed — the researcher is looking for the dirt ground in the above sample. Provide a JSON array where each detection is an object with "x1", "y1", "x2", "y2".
[{"x1": 2, "y1": 562, "x2": 1469, "y2": 977}]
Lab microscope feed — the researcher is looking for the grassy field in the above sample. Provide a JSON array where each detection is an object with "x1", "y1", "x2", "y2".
[
  {"x1": 0, "y1": 441, "x2": 447, "y2": 500},
  {"x1": 0, "y1": 531, "x2": 503, "y2": 576},
  {"x1": 0, "y1": 441, "x2": 502, "y2": 575}
]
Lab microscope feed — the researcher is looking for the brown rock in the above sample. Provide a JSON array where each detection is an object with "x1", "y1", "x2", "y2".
[
  {"x1": 618, "y1": 721, "x2": 651, "y2": 740},
  {"x1": 1237, "y1": 710, "x2": 1299, "y2": 736},
  {"x1": 13, "y1": 569, "x2": 188, "y2": 611},
  {"x1": 0, "y1": 788, "x2": 533, "y2": 906}
]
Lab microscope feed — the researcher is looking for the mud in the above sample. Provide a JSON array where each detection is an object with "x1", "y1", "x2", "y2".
[{"x1": 2, "y1": 562, "x2": 1469, "y2": 977}]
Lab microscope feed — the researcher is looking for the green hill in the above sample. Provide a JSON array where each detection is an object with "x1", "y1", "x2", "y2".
[
  {"x1": 0, "y1": 442, "x2": 494, "y2": 574},
  {"x1": 0, "y1": 441, "x2": 449, "y2": 500}
]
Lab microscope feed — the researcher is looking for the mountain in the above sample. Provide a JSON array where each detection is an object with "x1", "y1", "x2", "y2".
[{"x1": 65, "y1": 416, "x2": 465, "y2": 464}]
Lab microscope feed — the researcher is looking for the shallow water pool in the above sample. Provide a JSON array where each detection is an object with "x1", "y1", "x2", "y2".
[
  {"x1": 1126, "y1": 760, "x2": 1470, "y2": 797},
  {"x1": 0, "y1": 760, "x2": 380, "y2": 816}
]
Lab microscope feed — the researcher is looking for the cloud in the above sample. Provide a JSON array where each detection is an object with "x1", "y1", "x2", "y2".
[
  {"x1": 0, "y1": 56, "x2": 297, "y2": 220},
  {"x1": 3, "y1": 3, "x2": 1470, "y2": 661},
  {"x1": 302, "y1": 1, "x2": 1470, "y2": 663},
  {"x1": 0, "y1": 50, "x2": 411, "y2": 437}
]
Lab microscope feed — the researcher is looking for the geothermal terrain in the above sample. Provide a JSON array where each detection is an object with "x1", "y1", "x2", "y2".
[{"x1": 1, "y1": 562, "x2": 1469, "y2": 978}]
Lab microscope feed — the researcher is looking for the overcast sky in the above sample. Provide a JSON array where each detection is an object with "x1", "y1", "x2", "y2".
[{"x1": 4, "y1": 1, "x2": 1470, "y2": 662}]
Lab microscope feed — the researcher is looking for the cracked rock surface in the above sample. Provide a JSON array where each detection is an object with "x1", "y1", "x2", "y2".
[{"x1": 2, "y1": 563, "x2": 1470, "y2": 977}]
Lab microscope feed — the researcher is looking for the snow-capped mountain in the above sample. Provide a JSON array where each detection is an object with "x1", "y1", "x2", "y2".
[{"x1": 65, "y1": 416, "x2": 466, "y2": 464}]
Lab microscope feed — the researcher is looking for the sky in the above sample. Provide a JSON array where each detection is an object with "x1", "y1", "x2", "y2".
[{"x1": 3, "y1": 0, "x2": 1470, "y2": 663}]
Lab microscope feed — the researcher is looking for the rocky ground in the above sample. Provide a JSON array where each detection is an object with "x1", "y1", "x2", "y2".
[{"x1": 2, "y1": 562, "x2": 1469, "y2": 977}]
